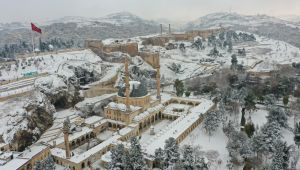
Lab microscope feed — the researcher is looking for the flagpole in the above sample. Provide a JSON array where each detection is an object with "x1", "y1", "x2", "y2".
[
  {"x1": 30, "y1": 23, "x2": 35, "y2": 56},
  {"x1": 31, "y1": 28, "x2": 35, "y2": 56}
]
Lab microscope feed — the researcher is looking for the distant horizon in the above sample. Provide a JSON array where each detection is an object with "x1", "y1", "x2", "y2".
[
  {"x1": 1, "y1": 11, "x2": 300, "y2": 25},
  {"x1": 1, "y1": 0, "x2": 300, "y2": 23}
]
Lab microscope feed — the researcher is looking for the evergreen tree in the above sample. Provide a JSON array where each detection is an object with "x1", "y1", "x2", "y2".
[
  {"x1": 294, "y1": 122, "x2": 300, "y2": 147},
  {"x1": 208, "y1": 46, "x2": 219, "y2": 57},
  {"x1": 122, "y1": 150, "x2": 133, "y2": 170},
  {"x1": 179, "y1": 43, "x2": 186, "y2": 52},
  {"x1": 35, "y1": 161, "x2": 43, "y2": 170},
  {"x1": 231, "y1": 54, "x2": 238, "y2": 70},
  {"x1": 109, "y1": 144, "x2": 125, "y2": 170},
  {"x1": 129, "y1": 137, "x2": 146, "y2": 170},
  {"x1": 223, "y1": 120, "x2": 236, "y2": 138},
  {"x1": 240, "y1": 111, "x2": 246, "y2": 128},
  {"x1": 174, "y1": 79, "x2": 184, "y2": 97},
  {"x1": 203, "y1": 110, "x2": 221, "y2": 136},
  {"x1": 182, "y1": 145, "x2": 194, "y2": 170},
  {"x1": 192, "y1": 38, "x2": 203, "y2": 50},
  {"x1": 195, "y1": 157, "x2": 209, "y2": 170},
  {"x1": 244, "y1": 121, "x2": 255, "y2": 138},
  {"x1": 164, "y1": 137, "x2": 180, "y2": 168},
  {"x1": 227, "y1": 130, "x2": 253, "y2": 163},
  {"x1": 270, "y1": 140, "x2": 288, "y2": 170},
  {"x1": 44, "y1": 156, "x2": 55, "y2": 170},
  {"x1": 155, "y1": 148, "x2": 164, "y2": 169},
  {"x1": 266, "y1": 106, "x2": 288, "y2": 129},
  {"x1": 244, "y1": 92, "x2": 256, "y2": 111},
  {"x1": 252, "y1": 121, "x2": 282, "y2": 156},
  {"x1": 283, "y1": 95, "x2": 289, "y2": 107},
  {"x1": 185, "y1": 91, "x2": 191, "y2": 97}
]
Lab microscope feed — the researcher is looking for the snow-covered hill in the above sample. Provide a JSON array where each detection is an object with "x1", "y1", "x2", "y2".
[
  {"x1": 0, "y1": 12, "x2": 160, "y2": 49},
  {"x1": 46, "y1": 12, "x2": 156, "y2": 27},
  {"x1": 185, "y1": 12, "x2": 300, "y2": 48},
  {"x1": 187, "y1": 12, "x2": 299, "y2": 29}
]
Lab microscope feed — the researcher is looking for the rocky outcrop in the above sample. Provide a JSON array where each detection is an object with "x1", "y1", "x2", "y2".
[
  {"x1": 34, "y1": 60, "x2": 104, "y2": 108},
  {"x1": 34, "y1": 74, "x2": 82, "y2": 108},
  {"x1": 0, "y1": 91, "x2": 55, "y2": 151}
]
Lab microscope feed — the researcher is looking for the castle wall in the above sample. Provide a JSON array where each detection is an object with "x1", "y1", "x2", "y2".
[{"x1": 138, "y1": 51, "x2": 160, "y2": 68}]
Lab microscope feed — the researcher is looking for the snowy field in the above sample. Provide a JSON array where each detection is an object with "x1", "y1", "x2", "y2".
[
  {"x1": 0, "y1": 49, "x2": 101, "y2": 81},
  {"x1": 152, "y1": 33, "x2": 300, "y2": 82},
  {"x1": 139, "y1": 119, "x2": 173, "y2": 145}
]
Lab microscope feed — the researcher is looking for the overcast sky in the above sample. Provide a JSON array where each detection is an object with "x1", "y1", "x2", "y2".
[{"x1": 1, "y1": 0, "x2": 300, "y2": 23}]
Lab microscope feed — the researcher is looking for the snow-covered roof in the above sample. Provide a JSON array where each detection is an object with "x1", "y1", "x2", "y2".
[
  {"x1": 133, "y1": 104, "x2": 164, "y2": 122},
  {"x1": 0, "y1": 143, "x2": 48, "y2": 169},
  {"x1": 106, "y1": 102, "x2": 141, "y2": 112},
  {"x1": 21, "y1": 144, "x2": 48, "y2": 159},
  {"x1": 53, "y1": 127, "x2": 93, "y2": 146},
  {"x1": 0, "y1": 158, "x2": 28, "y2": 169},
  {"x1": 84, "y1": 116, "x2": 104, "y2": 125},
  {"x1": 143, "y1": 99, "x2": 214, "y2": 156}
]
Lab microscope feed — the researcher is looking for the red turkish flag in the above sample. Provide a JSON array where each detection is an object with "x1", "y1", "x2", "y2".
[{"x1": 31, "y1": 23, "x2": 42, "y2": 34}]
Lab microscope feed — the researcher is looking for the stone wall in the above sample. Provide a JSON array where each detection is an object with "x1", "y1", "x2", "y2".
[
  {"x1": 141, "y1": 36, "x2": 171, "y2": 47},
  {"x1": 138, "y1": 51, "x2": 160, "y2": 68},
  {"x1": 116, "y1": 94, "x2": 151, "y2": 108}
]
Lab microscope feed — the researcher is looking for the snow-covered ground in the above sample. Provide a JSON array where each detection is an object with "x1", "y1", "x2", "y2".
[
  {"x1": 0, "y1": 49, "x2": 101, "y2": 81},
  {"x1": 181, "y1": 124, "x2": 229, "y2": 170},
  {"x1": 38, "y1": 108, "x2": 79, "y2": 144},
  {"x1": 139, "y1": 119, "x2": 173, "y2": 144}
]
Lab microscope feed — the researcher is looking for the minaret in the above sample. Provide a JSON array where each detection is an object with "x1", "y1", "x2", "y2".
[
  {"x1": 124, "y1": 55, "x2": 130, "y2": 109},
  {"x1": 63, "y1": 117, "x2": 71, "y2": 159},
  {"x1": 156, "y1": 54, "x2": 161, "y2": 101},
  {"x1": 160, "y1": 24, "x2": 163, "y2": 36},
  {"x1": 169, "y1": 24, "x2": 171, "y2": 35}
]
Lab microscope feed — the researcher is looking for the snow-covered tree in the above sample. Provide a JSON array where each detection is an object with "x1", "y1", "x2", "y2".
[
  {"x1": 231, "y1": 54, "x2": 238, "y2": 70},
  {"x1": 164, "y1": 137, "x2": 180, "y2": 168},
  {"x1": 155, "y1": 148, "x2": 164, "y2": 169},
  {"x1": 194, "y1": 157, "x2": 209, "y2": 170},
  {"x1": 283, "y1": 95, "x2": 289, "y2": 107},
  {"x1": 266, "y1": 106, "x2": 288, "y2": 129},
  {"x1": 44, "y1": 156, "x2": 55, "y2": 170},
  {"x1": 270, "y1": 140, "x2": 290, "y2": 170},
  {"x1": 129, "y1": 137, "x2": 146, "y2": 170},
  {"x1": 122, "y1": 150, "x2": 132, "y2": 170},
  {"x1": 223, "y1": 120, "x2": 236, "y2": 138},
  {"x1": 174, "y1": 79, "x2": 184, "y2": 97},
  {"x1": 192, "y1": 38, "x2": 203, "y2": 50},
  {"x1": 227, "y1": 130, "x2": 253, "y2": 164},
  {"x1": 244, "y1": 120, "x2": 255, "y2": 138},
  {"x1": 252, "y1": 121, "x2": 282, "y2": 156},
  {"x1": 203, "y1": 110, "x2": 221, "y2": 136},
  {"x1": 179, "y1": 43, "x2": 185, "y2": 52},
  {"x1": 294, "y1": 122, "x2": 300, "y2": 147},
  {"x1": 207, "y1": 46, "x2": 220, "y2": 57},
  {"x1": 182, "y1": 145, "x2": 194, "y2": 170},
  {"x1": 240, "y1": 111, "x2": 246, "y2": 128},
  {"x1": 238, "y1": 48, "x2": 246, "y2": 56},
  {"x1": 244, "y1": 92, "x2": 256, "y2": 112},
  {"x1": 168, "y1": 63, "x2": 184, "y2": 74},
  {"x1": 109, "y1": 144, "x2": 125, "y2": 170},
  {"x1": 35, "y1": 161, "x2": 43, "y2": 170},
  {"x1": 264, "y1": 94, "x2": 276, "y2": 107}
]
